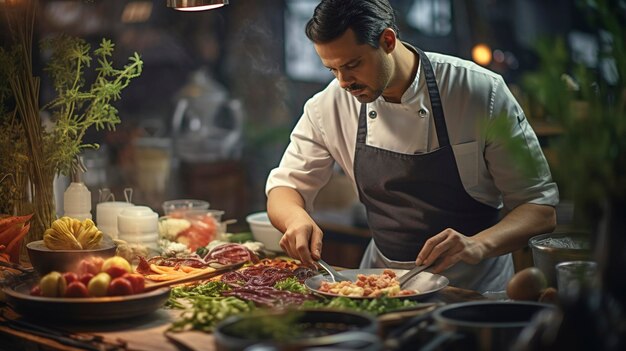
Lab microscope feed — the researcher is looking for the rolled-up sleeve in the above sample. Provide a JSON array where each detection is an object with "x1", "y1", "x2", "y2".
[
  {"x1": 485, "y1": 76, "x2": 559, "y2": 210},
  {"x1": 265, "y1": 99, "x2": 335, "y2": 212}
]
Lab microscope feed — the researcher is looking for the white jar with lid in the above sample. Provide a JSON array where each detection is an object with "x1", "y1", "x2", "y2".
[
  {"x1": 117, "y1": 206, "x2": 159, "y2": 258},
  {"x1": 96, "y1": 201, "x2": 134, "y2": 239},
  {"x1": 63, "y1": 182, "x2": 92, "y2": 221}
]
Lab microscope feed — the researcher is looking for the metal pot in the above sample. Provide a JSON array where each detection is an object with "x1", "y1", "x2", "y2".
[
  {"x1": 214, "y1": 309, "x2": 380, "y2": 351},
  {"x1": 386, "y1": 301, "x2": 555, "y2": 351},
  {"x1": 529, "y1": 232, "x2": 591, "y2": 287}
]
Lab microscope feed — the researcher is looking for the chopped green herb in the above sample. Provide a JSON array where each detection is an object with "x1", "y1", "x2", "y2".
[
  {"x1": 274, "y1": 277, "x2": 307, "y2": 294},
  {"x1": 169, "y1": 296, "x2": 255, "y2": 332},
  {"x1": 301, "y1": 296, "x2": 419, "y2": 315}
]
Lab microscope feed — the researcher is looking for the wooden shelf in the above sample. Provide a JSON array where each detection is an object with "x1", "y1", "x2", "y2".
[{"x1": 530, "y1": 120, "x2": 564, "y2": 137}]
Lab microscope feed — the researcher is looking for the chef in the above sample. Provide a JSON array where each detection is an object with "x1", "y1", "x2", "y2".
[{"x1": 265, "y1": 0, "x2": 558, "y2": 292}]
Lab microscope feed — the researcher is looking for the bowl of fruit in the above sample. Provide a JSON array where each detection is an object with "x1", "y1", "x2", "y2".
[{"x1": 2, "y1": 256, "x2": 170, "y2": 321}]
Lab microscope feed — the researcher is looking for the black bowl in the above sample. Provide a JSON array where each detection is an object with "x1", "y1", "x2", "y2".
[
  {"x1": 214, "y1": 308, "x2": 380, "y2": 351},
  {"x1": 26, "y1": 235, "x2": 117, "y2": 275}
]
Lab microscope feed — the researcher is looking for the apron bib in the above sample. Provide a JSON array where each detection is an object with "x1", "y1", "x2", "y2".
[{"x1": 353, "y1": 46, "x2": 513, "y2": 292}]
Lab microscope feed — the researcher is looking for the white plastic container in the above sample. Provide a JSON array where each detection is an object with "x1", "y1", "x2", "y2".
[
  {"x1": 162, "y1": 199, "x2": 210, "y2": 215},
  {"x1": 96, "y1": 201, "x2": 134, "y2": 239},
  {"x1": 63, "y1": 182, "x2": 92, "y2": 221},
  {"x1": 117, "y1": 206, "x2": 159, "y2": 257}
]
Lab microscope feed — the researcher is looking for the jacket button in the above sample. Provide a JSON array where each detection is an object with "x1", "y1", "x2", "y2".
[
  {"x1": 368, "y1": 111, "x2": 377, "y2": 119},
  {"x1": 418, "y1": 109, "x2": 427, "y2": 117}
]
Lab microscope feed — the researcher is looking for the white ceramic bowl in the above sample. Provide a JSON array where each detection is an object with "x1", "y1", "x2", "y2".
[{"x1": 246, "y1": 211, "x2": 283, "y2": 252}]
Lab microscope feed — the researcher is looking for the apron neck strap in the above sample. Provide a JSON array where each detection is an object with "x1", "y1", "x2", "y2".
[
  {"x1": 357, "y1": 45, "x2": 450, "y2": 147},
  {"x1": 413, "y1": 46, "x2": 449, "y2": 147}
]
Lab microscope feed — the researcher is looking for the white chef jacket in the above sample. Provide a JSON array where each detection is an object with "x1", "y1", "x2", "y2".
[{"x1": 266, "y1": 51, "x2": 559, "y2": 213}]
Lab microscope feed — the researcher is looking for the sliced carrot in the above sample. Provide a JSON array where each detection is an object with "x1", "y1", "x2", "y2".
[
  {"x1": 0, "y1": 213, "x2": 33, "y2": 231},
  {"x1": 180, "y1": 266, "x2": 205, "y2": 273},
  {"x1": 6, "y1": 223, "x2": 30, "y2": 264},
  {"x1": 145, "y1": 273, "x2": 187, "y2": 281},
  {"x1": 150, "y1": 264, "x2": 179, "y2": 274},
  {"x1": 0, "y1": 223, "x2": 22, "y2": 246}
]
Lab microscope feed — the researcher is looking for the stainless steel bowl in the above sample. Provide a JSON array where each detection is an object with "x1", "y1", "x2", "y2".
[{"x1": 528, "y1": 232, "x2": 592, "y2": 287}]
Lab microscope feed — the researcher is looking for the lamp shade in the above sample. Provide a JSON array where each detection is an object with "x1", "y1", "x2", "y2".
[{"x1": 167, "y1": 0, "x2": 228, "y2": 11}]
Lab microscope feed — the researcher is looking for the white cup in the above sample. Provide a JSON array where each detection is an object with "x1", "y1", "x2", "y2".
[{"x1": 96, "y1": 201, "x2": 134, "y2": 238}]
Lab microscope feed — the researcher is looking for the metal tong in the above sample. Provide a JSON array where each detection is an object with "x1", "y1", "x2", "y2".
[
  {"x1": 397, "y1": 263, "x2": 432, "y2": 288},
  {"x1": 317, "y1": 259, "x2": 351, "y2": 282}
]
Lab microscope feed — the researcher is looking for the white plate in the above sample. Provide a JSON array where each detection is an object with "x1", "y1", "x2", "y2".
[{"x1": 304, "y1": 268, "x2": 448, "y2": 300}]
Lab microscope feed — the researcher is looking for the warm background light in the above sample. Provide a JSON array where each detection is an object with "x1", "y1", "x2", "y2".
[
  {"x1": 121, "y1": 1, "x2": 153, "y2": 23},
  {"x1": 472, "y1": 43, "x2": 492, "y2": 66}
]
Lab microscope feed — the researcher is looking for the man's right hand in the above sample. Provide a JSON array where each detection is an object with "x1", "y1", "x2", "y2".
[
  {"x1": 267, "y1": 187, "x2": 324, "y2": 268},
  {"x1": 279, "y1": 216, "x2": 324, "y2": 269}
]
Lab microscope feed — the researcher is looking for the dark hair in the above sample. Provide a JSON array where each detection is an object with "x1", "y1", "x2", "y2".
[{"x1": 305, "y1": 0, "x2": 399, "y2": 48}]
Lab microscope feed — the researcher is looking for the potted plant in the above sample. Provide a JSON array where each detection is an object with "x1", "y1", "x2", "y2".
[
  {"x1": 0, "y1": 0, "x2": 143, "y2": 258},
  {"x1": 508, "y1": 0, "x2": 625, "y2": 348},
  {"x1": 520, "y1": 0, "x2": 624, "y2": 285}
]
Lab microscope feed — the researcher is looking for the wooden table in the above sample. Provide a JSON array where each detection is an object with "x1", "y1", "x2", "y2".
[{"x1": 0, "y1": 285, "x2": 486, "y2": 351}]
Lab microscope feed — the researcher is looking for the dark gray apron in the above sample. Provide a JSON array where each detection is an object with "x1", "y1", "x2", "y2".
[{"x1": 354, "y1": 47, "x2": 513, "y2": 292}]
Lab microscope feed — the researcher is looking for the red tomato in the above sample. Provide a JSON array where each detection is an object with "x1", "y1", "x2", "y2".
[
  {"x1": 63, "y1": 272, "x2": 79, "y2": 284},
  {"x1": 79, "y1": 272, "x2": 94, "y2": 286},
  {"x1": 105, "y1": 265, "x2": 130, "y2": 279},
  {"x1": 176, "y1": 214, "x2": 217, "y2": 251},
  {"x1": 122, "y1": 273, "x2": 146, "y2": 294},
  {"x1": 29, "y1": 285, "x2": 41, "y2": 296},
  {"x1": 65, "y1": 281, "x2": 89, "y2": 298},
  {"x1": 107, "y1": 277, "x2": 134, "y2": 296}
]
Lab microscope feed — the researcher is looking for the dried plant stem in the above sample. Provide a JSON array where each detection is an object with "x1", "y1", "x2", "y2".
[
  {"x1": 2, "y1": 0, "x2": 143, "y2": 258},
  {"x1": 5, "y1": 0, "x2": 55, "y2": 248}
]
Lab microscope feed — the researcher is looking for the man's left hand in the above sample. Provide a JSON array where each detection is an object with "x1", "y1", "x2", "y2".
[{"x1": 414, "y1": 228, "x2": 487, "y2": 273}]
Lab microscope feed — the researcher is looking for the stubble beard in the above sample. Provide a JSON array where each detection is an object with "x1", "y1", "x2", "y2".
[{"x1": 358, "y1": 55, "x2": 393, "y2": 104}]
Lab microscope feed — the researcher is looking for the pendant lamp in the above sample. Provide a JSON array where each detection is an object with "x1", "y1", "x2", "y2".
[{"x1": 167, "y1": 0, "x2": 228, "y2": 11}]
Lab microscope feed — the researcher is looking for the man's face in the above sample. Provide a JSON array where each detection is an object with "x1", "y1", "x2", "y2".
[{"x1": 314, "y1": 29, "x2": 393, "y2": 104}]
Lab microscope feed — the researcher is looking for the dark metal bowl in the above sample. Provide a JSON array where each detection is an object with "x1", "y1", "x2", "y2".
[
  {"x1": 214, "y1": 308, "x2": 380, "y2": 351},
  {"x1": 26, "y1": 235, "x2": 117, "y2": 275}
]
